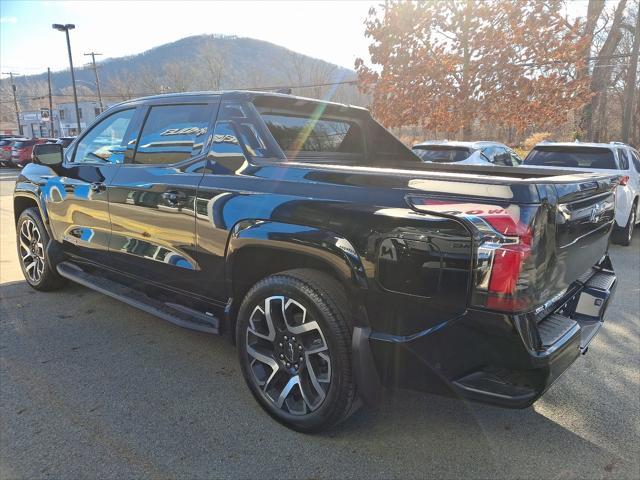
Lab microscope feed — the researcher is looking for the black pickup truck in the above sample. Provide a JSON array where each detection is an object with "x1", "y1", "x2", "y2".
[{"x1": 15, "y1": 91, "x2": 618, "y2": 432}]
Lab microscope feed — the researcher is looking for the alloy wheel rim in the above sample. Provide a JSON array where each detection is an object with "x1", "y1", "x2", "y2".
[
  {"x1": 19, "y1": 218, "x2": 45, "y2": 283},
  {"x1": 245, "y1": 296, "x2": 331, "y2": 416}
]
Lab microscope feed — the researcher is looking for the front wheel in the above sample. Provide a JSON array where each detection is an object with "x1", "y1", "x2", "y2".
[
  {"x1": 236, "y1": 269, "x2": 358, "y2": 432},
  {"x1": 16, "y1": 208, "x2": 67, "y2": 291}
]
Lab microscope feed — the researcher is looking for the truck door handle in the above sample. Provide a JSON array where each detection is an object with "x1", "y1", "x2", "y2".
[
  {"x1": 89, "y1": 182, "x2": 106, "y2": 192},
  {"x1": 162, "y1": 190, "x2": 186, "y2": 205}
]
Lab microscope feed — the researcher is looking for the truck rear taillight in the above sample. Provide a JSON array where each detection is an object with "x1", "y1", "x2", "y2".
[
  {"x1": 619, "y1": 175, "x2": 629, "y2": 186},
  {"x1": 406, "y1": 195, "x2": 538, "y2": 313},
  {"x1": 474, "y1": 213, "x2": 535, "y2": 311}
]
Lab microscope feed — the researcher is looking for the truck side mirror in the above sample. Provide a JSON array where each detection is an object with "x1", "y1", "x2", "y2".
[{"x1": 32, "y1": 143, "x2": 63, "y2": 167}]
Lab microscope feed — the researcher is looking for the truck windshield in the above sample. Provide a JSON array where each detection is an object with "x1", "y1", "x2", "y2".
[
  {"x1": 412, "y1": 146, "x2": 472, "y2": 162},
  {"x1": 524, "y1": 147, "x2": 617, "y2": 169}
]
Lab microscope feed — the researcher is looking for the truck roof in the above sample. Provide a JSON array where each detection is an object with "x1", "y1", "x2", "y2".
[{"x1": 111, "y1": 90, "x2": 369, "y2": 114}]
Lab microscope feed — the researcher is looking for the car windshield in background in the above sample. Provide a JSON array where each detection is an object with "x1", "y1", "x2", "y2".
[
  {"x1": 261, "y1": 113, "x2": 363, "y2": 155},
  {"x1": 524, "y1": 147, "x2": 617, "y2": 169},
  {"x1": 412, "y1": 146, "x2": 472, "y2": 162},
  {"x1": 0, "y1": 140, "x2": 13, "y2": 146}
]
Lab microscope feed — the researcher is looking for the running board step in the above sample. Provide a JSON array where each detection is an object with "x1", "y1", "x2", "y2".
[{"x1": 57, "y1": 262, "x2": 219, "y2": 334}]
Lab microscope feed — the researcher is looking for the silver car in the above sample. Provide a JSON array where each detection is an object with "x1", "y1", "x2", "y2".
[{"x1": 412, "y1": 140, "x2": 523, "y2": 166}]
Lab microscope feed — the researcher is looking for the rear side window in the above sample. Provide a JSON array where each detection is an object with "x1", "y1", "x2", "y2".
[
  {"x1": 13, "y1": 140, "x2": 35, "y2": 148},
  {"x1": 412, "y1": 146, "x2": 471, "y2": 162},
  {"x1": 524, "y1": 147, "x2": 617, "y2": 169},
  {"x1": 631, "y1": 150, "x2": 640, "y2": 173},
  {"x1": 482, "y1": 147, "x2": 513, "y2": 167},
  {"x1": 133, "y1": 104, "x2": 211, "y2": 164},
  {"x1": 617, "y1": 148, "x2": 629, "y2": 170},
  {"x1": 260, "y1": 113, "x2": 363, "y2": 156}
]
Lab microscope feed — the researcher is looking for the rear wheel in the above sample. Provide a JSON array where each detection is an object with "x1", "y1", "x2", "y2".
[
  {"x1": 16, "y1": 208, "x2": 66, "y2": 291},
  {"x1": 613, "y1": 202, "x2": 636, "y2": 246},
  {"x1": 236, "y1": 269, "x2": 358, "y2": 432}
]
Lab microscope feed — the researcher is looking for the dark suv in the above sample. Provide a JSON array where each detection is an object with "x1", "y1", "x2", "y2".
[{"x1": 15, "y1": 91, "x2": 618, "y2": 431}]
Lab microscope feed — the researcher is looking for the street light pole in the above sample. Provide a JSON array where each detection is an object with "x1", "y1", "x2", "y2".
[{"x1": 53, "y1": 23, "x2": 82, "y2": 134}]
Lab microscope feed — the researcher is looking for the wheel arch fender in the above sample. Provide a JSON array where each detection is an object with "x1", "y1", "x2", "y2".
[
  {"x1": 225, "y1": 219, "x2": 368, "y2": 295},
  {"x1": 13, "y1": 191, "x2": 50, "y2": 229}
]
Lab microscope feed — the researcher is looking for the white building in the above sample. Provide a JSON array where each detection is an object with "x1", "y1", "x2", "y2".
[{"x1": 19, "y1": 100, "x2": 106, "y2": 138}]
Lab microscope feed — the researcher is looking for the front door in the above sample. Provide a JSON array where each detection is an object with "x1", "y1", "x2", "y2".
[
  {"x1": 107, "y1": 101, "x2": 218, "y2": 294},
  {"x1": 43, "y1": 107, "x2": 140, "y2": 264}
]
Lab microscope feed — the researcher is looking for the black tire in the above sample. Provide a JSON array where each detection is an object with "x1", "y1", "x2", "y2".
[
  {"x1": 16, "y1": 208, "x2": 67, "y2": 291},
  {"x1": 612, "y1": 202, "x2": 636, "y2": 246},
  {"x1": 236, "y1": 268, "x2": 358, "y2": 432}
]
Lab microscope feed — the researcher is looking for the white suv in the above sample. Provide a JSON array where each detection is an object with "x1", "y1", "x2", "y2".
[{"x1": 524, "y1": 142, "x2": 640, "y2": 246}]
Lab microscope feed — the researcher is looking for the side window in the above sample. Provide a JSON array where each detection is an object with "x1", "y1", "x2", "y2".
[
  {"x1": 73, "y1": 109, "x2": 135, "y2": 164},
  {"x1": 617, "y1": 148, "x2": 629, "y2": 170},
  {"x1": 481, "y1": 147, "x2": 497, "y2": 163},
  {"x1": 631, "y1": 150, "x2": 640, "y2": 173},
  {"x1": 509, "y1": 149, "x2": 523, "y2": 166},
  {"x1": 132, "y1": 104, "x2": 211, "y2": 164},
  {"x1": 211, "y1": 103, "x2": 270, "y2": 159},
  {"x1": 492, "y1": 147, "x2": 513, "y2": 166}
]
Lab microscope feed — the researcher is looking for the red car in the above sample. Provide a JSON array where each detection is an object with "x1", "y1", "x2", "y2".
[
  {"x1": 11, "y1": 138, "x2": 46, "y2": 167},
  {"x1": 1, "y1": 138, "x2": 24, "y2": 167}
]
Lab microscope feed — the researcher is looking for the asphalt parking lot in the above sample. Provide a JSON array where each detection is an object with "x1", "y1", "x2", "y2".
[{"x1": 0, "y1": 167, "x2": 638, "y2": 479}]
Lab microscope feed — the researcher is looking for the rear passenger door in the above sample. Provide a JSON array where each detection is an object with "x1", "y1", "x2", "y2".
[{"x1": 107, "y1": 100, "x2": 218, "y2": 293}]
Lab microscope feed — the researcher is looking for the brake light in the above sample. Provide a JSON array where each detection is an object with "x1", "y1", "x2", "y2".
[
  {"x1": 476, "y1": 212, "x2": 532, "y2": 297},
  {"x1": 619, "y1": 176, "x2": 629, "y2": 186},
  {"x1": 406, "y1": 196, "x2": 536, "y2": 312}
]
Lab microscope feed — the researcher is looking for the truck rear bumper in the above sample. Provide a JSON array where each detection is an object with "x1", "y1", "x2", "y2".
[{"x1": 355, "y1": 258, "x2": 617, "y2": 408}]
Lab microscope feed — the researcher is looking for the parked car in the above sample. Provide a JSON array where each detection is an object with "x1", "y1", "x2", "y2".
[
  {"x1": 11, "y1": 138, "x2": 46, "y2": 168},
  {"x1": 55, "y1": 136, "x2": 76, "y2": 150},
  {"x1": 0, "y1": 137, "x2": 25, "y2": 167},
  {"x1": 412, "y1": 140, "x2": 523, "y2": 166},
  {"x1": 524, "y1": 141, "x2": 639, "y2": 246},
  {"x1": 16, "y1": 91, "x2": 618, "y2": 432}
]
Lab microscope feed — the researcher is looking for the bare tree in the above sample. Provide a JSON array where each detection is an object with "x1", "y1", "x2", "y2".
[
  {"x1": 582, "y1": 0, "x2": 629, "y2": 140},
  {"x1": 197, "y1": 44, "x2": 225, "y2": 91},
  {"x1": 162, "y1": 61, "x2": 192, "y2": 93}
]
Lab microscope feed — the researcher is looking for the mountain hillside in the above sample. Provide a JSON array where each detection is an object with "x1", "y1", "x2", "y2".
[{"x1": 2, "y1": 35, "x2": 363, "y2": 109}]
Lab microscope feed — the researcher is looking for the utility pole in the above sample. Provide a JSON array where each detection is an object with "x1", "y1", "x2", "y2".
[
  {"x1": 622, "y1": 3, "x2": 640, "y2": 143},
  {"x1": 2, "y1": 72, "x2": 23, "y2": 136},
  {"x1": 84, "y1": 51, "x2": 104, "y2": 112},
  {"x1": 47, "y1": 68, "x2": 55, "y2": 137}
]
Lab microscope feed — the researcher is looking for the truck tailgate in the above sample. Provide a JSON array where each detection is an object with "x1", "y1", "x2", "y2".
[{"x1": 550, "y1": 177, "x2": 617, "y2": 295}]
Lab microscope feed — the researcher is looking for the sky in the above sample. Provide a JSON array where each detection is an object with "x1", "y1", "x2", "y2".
[
  {"x1": 0, "y1": 0, "x2": 590, "y2": 80},
  {"x1": 0, "y1": 0, "x2": 378, "y2": 79}
]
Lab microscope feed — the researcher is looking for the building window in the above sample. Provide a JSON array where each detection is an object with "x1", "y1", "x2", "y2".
[
  {"x1": 94, "y1": 108, "x2": 101, "y2": 116},
  {"x1": 59, "y1": 110, "x2": 65, "y2": 120},
  {"x1": 78, "y1": 108, "x2": 83, "y2": 120}
]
